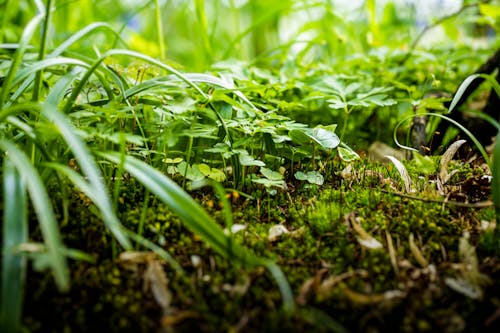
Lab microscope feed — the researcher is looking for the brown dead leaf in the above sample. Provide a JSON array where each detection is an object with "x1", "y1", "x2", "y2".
[
  {"x1": 143, "y1": 260, "x2": 172, "y2": 311},
  {"x1": 346, "y1": 212, "x2": 383, "y2": 249}
]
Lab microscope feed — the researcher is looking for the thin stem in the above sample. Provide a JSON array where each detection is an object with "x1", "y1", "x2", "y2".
[
  {"x1": 182, "y1": 136, "x2": 194, "y2": 190},
  {"x1": 155, "y1": 0, "x2": 166, "y2": 59},
  {"x1": 138, "y1": 191, "x2": 151, "y2": 239},
  {"x1": 340, "y1": 105, "x2": 351, "y2": 141},
  {"x1": 33, "y1": 0, "x2": 53, "y2": 102}
]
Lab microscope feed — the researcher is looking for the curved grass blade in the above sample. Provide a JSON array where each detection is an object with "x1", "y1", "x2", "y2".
[
  {"x1": 42, "y1": 105, "x2": 132, "y2": 250},
  {"x1": 0, "y1": 140, "x2": 69, "y2": 291},
  {"x1": 49, "y1": 22, "x2": 127, "y2": 57},
  {"x1": 11, "y1": 57, "x2": 90, "y2": 87},
  {"x1": 448, "y1": 74, "x2": 481, "y2": 113},
  {"x1": 448, "y1": 73, "x2": 500, "y2": 113},
  {"x1": 0, "y1": 13, "x2": 44, "y2": 107},
  {"x1": 0, "y1": 159, "x2": 28, "y2": 333},
  {"x1": 62, "y1": 49, "x2": 209, "y2": 113},
  {"x1": 393, "y1": 113, "x2": 490, "y2": 167},
  {"x1": 100, "y1": 151, "x2": 294, "y2": 312}
]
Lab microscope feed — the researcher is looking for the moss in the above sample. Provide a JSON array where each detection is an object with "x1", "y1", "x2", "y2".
[{"x1": 22, "y1": 157, "x2": 500, "y2": 332}]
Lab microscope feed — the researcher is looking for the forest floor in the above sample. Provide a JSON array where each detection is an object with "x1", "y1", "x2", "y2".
[{"x1": 23, "y1": 146, "x2": 500, "y2": 333}]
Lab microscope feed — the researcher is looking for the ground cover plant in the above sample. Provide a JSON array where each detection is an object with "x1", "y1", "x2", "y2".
[{"x1": 1, "y1": 0, "x2": 500, "y2": 332}]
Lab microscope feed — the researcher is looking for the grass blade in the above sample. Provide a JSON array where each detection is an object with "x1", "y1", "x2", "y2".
[
  {"x1": 100, "y1": 151, "x2": 294, "y2": 312},
  {"x1": 42, "y1": 105, "x2": 132, "y2": 250},
  {"x1": 12, "y1": 57, "x2": 90, "y2": 87},
  {"x1": 448, "y1": 73, "x2": 500, "y2": 114},
  {"x1": 0, "y1": 158, "x2": 28, "y2": 333},
  {"x1": 0, "y1": 139, "x2": 69, "y2": 291},
  {"x1": 0, "y1": 13, "x2": 44, "y2": 107},
  {"x1": 49, "y1": 22, "x2": 127, "y2": 57},
  {"x1": 492, "y1": 133, "x2": 500, "y2": 229}
]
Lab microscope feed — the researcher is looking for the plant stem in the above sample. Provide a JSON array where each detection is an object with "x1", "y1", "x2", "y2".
[
  {"x1": 138, "y1": 191, "x2": 151, "y2": 239},
  {"x1": 33, "y1": 0, "x2": 53, "y2": 102},
  {"x1": 155, "y1": 0, "x2": 166, "y2": 59},
  {"x1": 340, "y1": 106, "x2": 351, "y2": 141},
  {"x1": 182, "y1": 136, "x2": 194, "y2": 189}
]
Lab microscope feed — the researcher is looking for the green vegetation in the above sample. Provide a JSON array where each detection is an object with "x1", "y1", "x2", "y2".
[{"x1": 1, "y1": 0, "x2": 500, "y2": 332}]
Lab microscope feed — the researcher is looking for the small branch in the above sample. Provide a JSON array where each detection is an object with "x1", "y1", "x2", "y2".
[{"x1": 400, "y1": 2, "x2": 486, "y2": 66}]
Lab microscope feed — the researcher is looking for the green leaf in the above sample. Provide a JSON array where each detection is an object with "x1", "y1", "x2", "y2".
[
  {"x1": 0, "y1": 13, "x2": 45, "y2": 107},
  {"x1": 413, "y1": 153, "x2": 437, "y2": 176},
  {"x1": 197, "y1": 163, "x2": 226, "y2": 182},
  {"x1": 237, "y1": 150, "x2": 265, "y2": 166},
  {"x1": 294, "y1": 171, "x2": 324, "y2": 185},
  {"x1": 338, "y1": 144, "x2": 360, "y2": 162},
  {"x1": 289, "y1": 127, "x2": 340, "y2": 150},
  {"x1": 260, "y1": 167, "x2": 283, "y2": 181},
  {"x1": 178, "y1": 162, "x2": 206, "y2": 182},
  {"x1": 252, "y1": 178, "x2": 287, "y2": 189},
  {"x1": 327, "y1": 97, "x2": 347, "y2": 109}
]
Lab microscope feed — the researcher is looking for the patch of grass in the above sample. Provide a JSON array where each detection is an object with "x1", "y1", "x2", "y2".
[{"x1": 2, "y1": 1, "x2": 500, "y2": 332}]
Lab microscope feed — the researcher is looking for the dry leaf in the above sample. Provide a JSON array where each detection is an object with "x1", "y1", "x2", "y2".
[
  {"x1": 445, "y1": 232, "x2": 491, "y2": 299},
  {"x1": 439, "y1": 140, "x2": 466, "y2": 184},
  {"x1": 224, "y1": 223, "x2": 247, "y2": 235},
  {"x1": 385, "y1": 155, "x2": 413, "y2": 193},
  {"x1": 444, "y1": 277, "x2": 483, "y2": 299},
  {"x1": 347, "y1": 213, "x2": 383, "y2": 249},
  {"x1": 268, "y1": 224, "x2": 289, "y2": 242},
  {"x1": 385, "y1": 230, "x2": 399, "y2": 275},
  {"x1": 409, "y1": 233, "x2": 429, "y2": 268},
  {"x1": 143, "y1": 260, "x2": 172, "y2": 311}
]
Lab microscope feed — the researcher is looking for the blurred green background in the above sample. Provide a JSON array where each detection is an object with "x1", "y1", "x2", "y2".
[{"x1": 2, "y1": 0, "x2": 498, "y2": 71}]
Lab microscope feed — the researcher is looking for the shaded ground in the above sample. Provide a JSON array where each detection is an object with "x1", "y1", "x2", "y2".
[{"x1": 23, "y1": 154, "x2": 500, "y2": 332}]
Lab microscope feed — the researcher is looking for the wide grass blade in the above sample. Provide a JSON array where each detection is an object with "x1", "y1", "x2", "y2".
[
  {"x1": 100, "y1": 151, "x2": 294, "y2": 312},
  {"x1": 448, "y1": 73, "x2": 500, "y2": 113},
  {"x1": 42, "y1": 105, "x2": 132, "y2": 250},
  {"x1": 0, "y1": 139, "x2": 69, "y2": 291},
  {"x1": 0, "y1": 159, "x2": 28, "y2": 333}
]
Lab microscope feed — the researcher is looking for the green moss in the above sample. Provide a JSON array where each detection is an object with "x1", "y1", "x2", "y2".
[{"x1": 23, "y1": 156, "x2": 500, "y2": 332}]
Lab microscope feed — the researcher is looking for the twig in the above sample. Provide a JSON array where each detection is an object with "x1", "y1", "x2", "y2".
[{"x1": 380, "y1": 189, "x2": 493, "y2": 208}]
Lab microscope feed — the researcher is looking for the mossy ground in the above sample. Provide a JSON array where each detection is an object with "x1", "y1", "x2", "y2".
[{"x1": 23, "y1": 155, "x2": 500, "y2": 333}]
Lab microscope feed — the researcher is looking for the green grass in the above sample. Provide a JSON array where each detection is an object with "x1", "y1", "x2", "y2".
[{"x1": 1, "y1": 0, "x2": 499, "y2": 331}]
